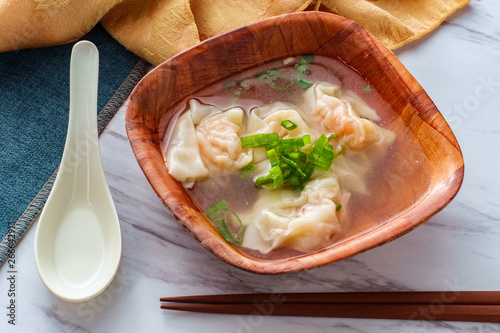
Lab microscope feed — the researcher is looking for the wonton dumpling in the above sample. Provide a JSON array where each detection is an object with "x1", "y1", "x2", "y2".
[
  {"x1": 305, "y1": 82, "x2": 383, "y2": 151},
  {"x1": 166, "y1": 111, "x2": 209, "y2": 187},
  {"x1": 331, "y1": 126, "x2": 396, "y2": 195},
  {"x1": 247, "y1": 103, "x2": 316, "y2": 139},
  {"x1": 302, "y1": 83, "x2": 396, "y2": 194},
  {"x1": 241, "y1": 175, "x2": 343, "y2": 253},
  {"x1": 340, "y1": 90, "x2": 381, "y2": 121},
  {"x1": 245, "y1": 103, "x2": 318, "y2": 165},
  {"x1": 196, "y1": 107, "x2": 252, "y2": 171},
  {"x1": 188, "y1": 99, "x2": 222, "y2": 125}
]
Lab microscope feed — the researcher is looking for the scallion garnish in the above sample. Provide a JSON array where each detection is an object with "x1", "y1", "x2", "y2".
[
  {"x1": 282, "y1": 156, "x2": 307, "y2": 178},
  {"x1": 301, "y1": 54, "x2": 315, "y2": 62},
  {"x1": 225, "y1": 79, "x2": 250, "y2": 106},
  {"x1": 295, "y1": 56, "x2": 314, "y2": 88},
  {"x1": 238, "y1": 163, "x2": 258, "y2": 179},
  {"x1": 296, "y1": 57, "x2": 310, "y2": 76},
  {"x1": 269, "y1": 166, "x2": 284, "y2": 188},
  {"x1": 267, "y1": 148, "x2": 281, "y2": 168},
  {"x1": 314, "y1": 143, "x2": 335, "y2": 171},
  {"x1": 296, "y1": 78, "x2": 314, "y2": 89},
  {"x1": 293, "y1": 162, "x2": 315, "y2": 193},
  {"x1": 361, "y1": 85, "x2": 372, "y2": 93},
  {"x1": 255, "y1": 69, "x2": 280, "y2": 81},
  {"x1": 206, "y1": 199, "x2": 230, "y2": 220},
  {"x1": 277, "y1": 135, "x2": 311, "y2": 154},
  {"x1": 285, "y1": 151, "x2": 307, "y2": 168},
  {"x1": 224, "y1": 56, "x2": 315, "y2": 104},
  {"x1": 336, "y1": 203, "x2": 342, "y2": 211},
  {"x1": 256, "y1": 166, "x2": 283, "y2": 189},
  {"x1": 240, "y1": 122, "x2": 343, "y2": 193},
  {"x1": 255, "y1": 176, "x2": 274, "y2": 188},
  {"x1": 335, "y1": 145, "x2": 345, "y2": 157},
  {"x1": 308, "y1": 134, "x2": 329, "y2": 164},
  {"x1": 255, "y1": 55, "x2": 315, "y2": 92},
  {"x1": 206, "y1": 200, "x2": 243, "y2": 244},
  {"x1": 281, "y1": 120, "x2": 298, "y2": 130},
  {"x1": 240, "y1": 133, "x2": 280, "y2": 149}
]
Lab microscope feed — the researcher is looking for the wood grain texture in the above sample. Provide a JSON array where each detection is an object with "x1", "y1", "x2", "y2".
[
  {"x1": 160, "y1": 291, "x2": 500, "y2": 305},
  {"x1": 125, "y1": 12, "x2": 464, "y2": 274}
]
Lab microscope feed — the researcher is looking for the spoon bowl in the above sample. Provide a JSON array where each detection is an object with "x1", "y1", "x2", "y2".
[{"x1": 34, "y1": 41, "x2": 122, "y2": 302}]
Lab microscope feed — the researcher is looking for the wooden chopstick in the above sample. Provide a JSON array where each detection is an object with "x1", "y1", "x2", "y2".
[
  {"x1": 160, "y1": 292, "x2": 500, "y2": 322},
  {"x1": 161, "y1": 291, "x2": 500, "y2": 305}
]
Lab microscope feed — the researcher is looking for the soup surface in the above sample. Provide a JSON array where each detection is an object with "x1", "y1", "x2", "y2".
[{"x1": 161, "y1": 55, "x2": 431, "y2": 260}]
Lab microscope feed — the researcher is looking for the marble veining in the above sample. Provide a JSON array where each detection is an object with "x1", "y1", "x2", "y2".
[{"x1": 2, "y1": 0, "x2": 500, "y2": 331}]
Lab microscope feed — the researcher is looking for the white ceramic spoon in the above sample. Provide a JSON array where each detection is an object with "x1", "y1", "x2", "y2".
[{"x1": 34, "y1": 41, "x2": 122, "y2": 302}]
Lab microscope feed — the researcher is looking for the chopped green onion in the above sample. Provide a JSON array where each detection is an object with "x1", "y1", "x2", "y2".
[
  {"x1": 206, "y1": 200, "x2": 243, "y2": 244},
  {"x1": 291, "y1": 162, "x2": 315, "y2": 193},
  {"x1": 284, "y1": 151, "x2": 307, "y2": 169},
  {"x1": 225, "y1": 210, "x2": 243, "y2": 241},
  {"x1": 253, "y1": 55, "x2": 315, "y2": 92},
  {"x1": 296, "y1": 78, "x2": 313, "y2": 89},
  {"x1": 296, "y1": 56, "x2": 314, "y2": 79},
  {"x1": 278, "y1": 135, "x2": 310, "y2": 153},
  {"x1": 302, "y1": 162, "x2": 316, "y2": 180},
  {"x1": 314, "y1": 143, "x2": 335, "y2": 170},
  {"x1": 225, "y1": 79, "x2": 249, "y2": 95},
  {"x1": 239, "y1": 163, "x2": 258, "y2": 179},
  {"x1": 241, "y1": 126, "x2": 342, "y2": 193},
  {"x1": 296, "y1": 63, "x2": 308, "y2": 77},
  {"x1": 335, "y1": 204, "x2": 342, "y2": 211},
  {"x1": 328, "y1": 133, "x2": 338, "y2": 141},
  {"x1": 296, "y1": 57, "x2": 311, "y2": 76},
  {"x1": 280, "y1": 164, "x2": 292, "y2": 178},
  {"x1": 269, "y1": 79, "x2": 297, "y2": 90},
  {"x1": 335, "y1": 145, "x2": 345, "y2": 157},
  {"x1": 255, "y1": 176, "x2": 274, "y2": 188},
  {"x1": 296, "y1": 151, "x2": 308, "y2": 169},
  {"x1": 267, "y1": 149, "x2": 280, "y2": 168},
  {"x1": 256, "y1": 166, "x2": 283, "y2": 189},
  {"x1": 308, "y1": 134, "x2": 328, "y2": 163},
  {"x1": 213, "y1": 210, "x2": 243, "y2": 244},
  {"x1": 301, "y1": 54, "x2": 315, "y2": 62},
  {"x1": 255, "y1": 69, "x2": 280, "y2": 81},
  {"x1": 362, "y1": 85, "x2": 372, "y2": 93},
  {"x1": 225, "y1": 79, "x2": 250, "y2": 106},
  {"x1": 241, "y1": 133, "x2": 280, "y2": 149},
  {"x1": 303, "y1": 135, "x2": 312, "y2": 145},
  {"x1": 228, "y1": 55, "x2": 314, "y2": 103},
  {"x1": 286, "y1": 174, "x2": 301, "y2": 187},
  {"x1": 281, "y1": 120, "x2": 298, "y2": 130},
  {"x1": 206, "y1": 199, "x2": 230, "y2": 220},
  {"x1": 285, "y1": 151, "x2": 301, "y2": 160},
  {"x1": 269, "y1": 166, "x2": 284, "y2": 188},
  {"x1": 282, "y1": 156, "x2": 306, "y2": 178}
]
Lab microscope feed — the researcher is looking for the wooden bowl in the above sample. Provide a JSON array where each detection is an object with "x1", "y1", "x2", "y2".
[{"x1": 125, "y1": 12, "x2": 464, "y2": 274}]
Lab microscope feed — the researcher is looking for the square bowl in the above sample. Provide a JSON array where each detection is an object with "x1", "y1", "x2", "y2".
[{"x1": 125, "y1": 12, "x2": 464, "y2": 274}]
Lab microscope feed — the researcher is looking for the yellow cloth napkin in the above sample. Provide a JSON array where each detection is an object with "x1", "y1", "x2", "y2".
[{"x1": 0, "y1": 0, "x2": 470, "y2": 65}]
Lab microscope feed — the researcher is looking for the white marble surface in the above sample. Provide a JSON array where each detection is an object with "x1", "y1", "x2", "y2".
[{"x1": 2, "y1": 0, "x2": 500, "y2": 332}]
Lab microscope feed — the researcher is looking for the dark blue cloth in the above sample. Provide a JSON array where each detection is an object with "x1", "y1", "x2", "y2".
[{"x1": 0, "y1": 24, "x2": 147, "y2": 263}]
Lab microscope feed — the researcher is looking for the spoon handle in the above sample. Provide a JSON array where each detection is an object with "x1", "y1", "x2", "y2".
[{"x1": 59, "y1": 41, "x2": 100, "y2": 201}]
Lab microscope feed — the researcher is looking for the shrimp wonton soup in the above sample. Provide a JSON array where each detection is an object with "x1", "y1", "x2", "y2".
[{"x1": 162, "y1": 55, "x2": 431, "y2": 260}]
